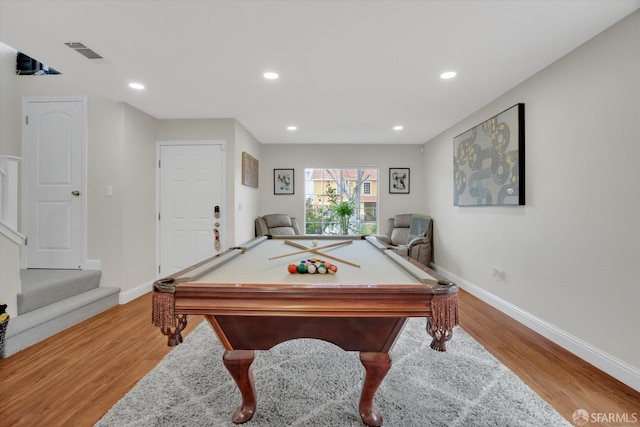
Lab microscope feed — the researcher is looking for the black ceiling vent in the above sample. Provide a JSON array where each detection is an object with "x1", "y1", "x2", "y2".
[
  {"x1": 16, "y1": 52, "x2": 60, "y2": 75},
  {"x1": 64, "y1": 42, "x2": 103, "y2": 59}
]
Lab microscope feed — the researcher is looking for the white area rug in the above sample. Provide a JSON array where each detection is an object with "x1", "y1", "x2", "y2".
[{"x1": 96, "y1": 318, "x2": 571, "y2": 426}]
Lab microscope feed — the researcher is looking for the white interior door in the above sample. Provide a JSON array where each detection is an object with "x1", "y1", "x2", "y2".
[
  {"x1": 23, "y1": 98, "x2": 85, "y2": 269},
  {"x1": 159, "y1": 142, "x2": 225, "y2": 275}
]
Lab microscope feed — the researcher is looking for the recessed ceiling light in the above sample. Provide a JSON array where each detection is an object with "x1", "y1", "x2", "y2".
[
  {"x1": 287, "y1": 125, "x2": 297, "y2": 131},
  {"x1": 128, "y1": 82, "x2": 145, "y2": 90},
  {"x1": 264, "y1": 72, "x2": 279, "y2": 80},
  {"x1": 393, "y1": 125, "x2": 404, "y2": 131},
  {"x1": 440, "y1": 71, "x2": 457, "y2": 79}
]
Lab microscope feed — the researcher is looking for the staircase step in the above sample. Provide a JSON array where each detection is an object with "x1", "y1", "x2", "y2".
[
  {"x1": 18, "y1": 269, "x2": 102, "y2": 315},
  {"x1": 4, "y1": 286, "x2": 120, "y2": 357}
]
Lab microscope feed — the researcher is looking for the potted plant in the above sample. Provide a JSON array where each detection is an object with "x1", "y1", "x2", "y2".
[
  {"x1": 0, "y1": 301, "x2": 9, "y2": 358},
  {"x1": 332, "y1": 200, "x2": 356, "y2": 235}
]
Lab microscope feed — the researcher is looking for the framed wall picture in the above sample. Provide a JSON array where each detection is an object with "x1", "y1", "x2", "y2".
[
  {"x1": 453, "y1": 103, "x2": 525, "y2": 206},
  {"x1": 274, "y1": 168, "x2": 294, "y2": 194},
  {"x1": 389, "y1": 168, "x2": 410, "y2": 194},
  {"x1": 242, "y1": 151, "x2": 259, "y2": 188}
]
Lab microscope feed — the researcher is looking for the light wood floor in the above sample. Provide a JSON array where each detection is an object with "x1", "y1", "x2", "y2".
[{"x1": 0, "y1": 290, "x2": 638, "y2": 427}]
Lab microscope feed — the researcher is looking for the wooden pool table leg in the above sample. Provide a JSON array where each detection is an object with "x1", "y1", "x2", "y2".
[
  {"x1": 223, "y1": 350, "x2": 257, "y2": 424},
  {"x1": 359, "y1": 352, "x2": 391, "y2": 427}
]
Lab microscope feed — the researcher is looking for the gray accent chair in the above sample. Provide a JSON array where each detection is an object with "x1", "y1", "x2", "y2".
[
  {"x1": 255, "y1": 214, "x2": 302, "y2": 237},
  {"x1": 377, "y1": 214, "x2": 433, "y2": 266}
]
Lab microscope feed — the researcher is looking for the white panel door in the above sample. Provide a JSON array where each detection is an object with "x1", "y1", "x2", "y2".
[
  {"x1": 24, "y1": 99, "x2": 85, "y2": 269},
  {"x1": 159, "y1": 143, "x2": 225, "y2": 275}
]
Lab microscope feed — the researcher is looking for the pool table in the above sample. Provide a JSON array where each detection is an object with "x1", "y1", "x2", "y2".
[{"x1": 152, "y1": 235, "x2": 458, "y2": 426}]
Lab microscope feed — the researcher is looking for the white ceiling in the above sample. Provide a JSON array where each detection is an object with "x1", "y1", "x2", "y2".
[{"x1": 1, "y1": 1, "x2": 638, "y2": 144}]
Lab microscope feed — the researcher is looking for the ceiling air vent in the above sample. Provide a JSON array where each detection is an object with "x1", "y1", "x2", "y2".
[{"x1": 64, "y1": 42, "x2": 103, "y2": 59}]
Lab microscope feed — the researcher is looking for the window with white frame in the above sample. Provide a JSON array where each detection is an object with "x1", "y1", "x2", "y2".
[{"x1": 304, "y1": 167, "x2": 378, "y2": 235}]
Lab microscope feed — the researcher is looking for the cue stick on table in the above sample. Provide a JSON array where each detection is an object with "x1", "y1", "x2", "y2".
[
  {"x1": 268, "y1": 240, "x2": 352, "y2": 260},
  {"x1": 282, "y1": 240, "x2": 361, "y2": 268}
]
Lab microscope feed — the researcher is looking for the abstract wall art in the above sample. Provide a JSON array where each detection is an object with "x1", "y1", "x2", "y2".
[{"x1": 453, "y1": 103, "x2": 525, "y2": 206}]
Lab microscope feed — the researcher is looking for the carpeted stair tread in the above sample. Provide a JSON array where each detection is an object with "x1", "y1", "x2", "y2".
[
  {"x1": 4, "y1": 286, "x2": 120, "y2": 357},
  {"x1": 18, "y1": 269, "x2": 102, "y2": 314},
  {"x1": 8, "y1": 286, "x2": 119, "y2": 337}
]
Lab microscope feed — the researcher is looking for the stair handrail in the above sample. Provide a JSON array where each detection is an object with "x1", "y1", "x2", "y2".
[{"x1": 0, "y1": 156, "x2": 24, "y2": 243}]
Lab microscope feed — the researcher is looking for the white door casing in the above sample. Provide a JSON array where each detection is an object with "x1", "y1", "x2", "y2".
[
  {"x1": 23, "y1": 98, "x2": 86, "y2": 269},
  {"x1": 158, "y1": 141, "x2": 226, "y2": 276}
]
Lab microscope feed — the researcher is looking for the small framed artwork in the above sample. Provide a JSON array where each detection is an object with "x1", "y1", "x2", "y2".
[
  {"x1": 389, "y1": 168, "x2": 410, "y2": 194},
  {"x1": 242, "y1": 152, "x2": 259, "y2": 188},
  {"x1": 274, "y1": 168, "x2": 294, "y2": 194}
]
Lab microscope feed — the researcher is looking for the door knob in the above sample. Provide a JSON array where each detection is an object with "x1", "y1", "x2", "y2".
[{"x1": 71, "y1": 191, "x2": 80, "y2": 196}]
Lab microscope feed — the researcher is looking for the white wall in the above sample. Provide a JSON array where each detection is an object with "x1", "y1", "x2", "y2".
[
  {"x1": 86, "y1": 98, "x2": 126, "y2": 287},
  {"x1": 423, "y1": 11, "x2": 640, "y2": 387},
  {"x1": 234, "y1": 122, "x2": 262, "y2": 244},
  {"x1": 0, "y1": 43, "x2": 19, "y2": 155},
  {"x1": 258, "y1": 144, "x2": 427, "y2": 232},
  {"x1": 121, "y1": 105, "x2": 158, "y2": 290}
]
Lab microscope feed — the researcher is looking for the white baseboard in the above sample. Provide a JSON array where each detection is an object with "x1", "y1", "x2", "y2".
[
  {"x1": 434, "y1": 264, "x2": 640, "y2": 393},
  {"x1": 119, "y1": 280, "x2": 154, "y2": 305},
  {"x1": 85, "y1": 258, "x2": 151, "y2": 304}
]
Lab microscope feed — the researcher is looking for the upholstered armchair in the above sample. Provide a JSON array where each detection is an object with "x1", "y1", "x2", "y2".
[
  {"x1": 377, "y1": 214, "x2": 433, "y2": 266},
  {"x1": 255, "y1": 214, "x2": 302, "y2": 237}
]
